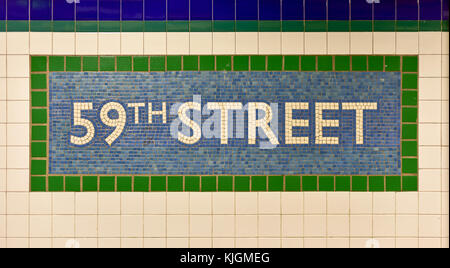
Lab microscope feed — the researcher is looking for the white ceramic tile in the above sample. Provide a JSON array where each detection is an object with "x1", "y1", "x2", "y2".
[
  {"x1": 327, "y1": 192, "x2": 350, "y2": 214},
  {"x1": 236, "y1": 215, "x2": 257, "y2": 237},
  {"x1": 30, "y1": 33, "x2": 52, "y2": 55},
  {"x1": 326, "y1": 215, "x2": 349, "y2": 237},
  {"x1": 0, "y1": 147, "x2": 5, "y2": 169},
  {"x1": 75, "y1": 193, "x2": 97, "y2": 215},
  {"x1": 75, "y1": 33, "x2": 98, "y2": 55},
  {"x1": 190, "y1": 33, "x2": 213, "y2": 55},
  {"x1": 190, "y1": 215, "x2": 212, "y2": 237},
  {"x1": 6, "y1": 192, "x2": 29, "y2": 214},
  {"x1": 190, "y1": 193, "x2": 212, "y2": 214},
  {"x1": 167, "y1": 33, "x2": 189, "y2": 55},
  {"x1": 52, "y1": 33, "x2": 75, "y2": 55},
  {"x1": 121, "y1": 33, "x2": 144, "y2": 55},
  {"x1": 281, "y1": 32, "x2": 304, "y2": 55},
  {"x1": 419, "y1": 55, "x2": 442, "y2": 77},
  {"x1": 0, "y1": 101, "x2": 5, "y2": 123},
  {"x1": 0, "y1": 33, "x2": 6, "y2": 54},
  {"x1": 121, "y1": 215, "x2": 143, "y2": 237},
  {"x1": 419, "y1": 215, "x2": 442, "y2": 237},
  {"x1": 373, "y1": 193, "x2": 396, "y2": 214},
  {"x1": 442, "y1": 100, "x2": 449, "y2": 123},
  {"x1": 144, "y1": 215, "x2": 166, "y2": 237},
  {"x1": 30, "y1": 215, "x2": 51, "y2": 237},
  {"x1": 373, "y1": 215, "x2": 395, "y2": 237},
  {"x1": 144, "y1": 33, "x2": 167, "y2": 55},
  {"x1": 350, "y1": 215, "x2": 372, "y2": 237},
  {"x1": 373, "y1": 32, "x2": 395, "y2": 54},
  {"x1": 327, "y1": 33, "x2": 350, "y2": 55},
  {"x1": 98, "y1": 193, "x2": 120, "y2": 215},
  {"x1": 0, "y1": 78, "x2": 6, "y2": 100},
  {"x1": 52, "y1": 193, "x2": 75, "y2": 215},
  {"x1": 419, "y1": 78, "x2": 442, "y2": 100},
  {"x1": 304, "y1": 192, "x2": 327, "y2": 214},
  {"x1": 166, "y1": 192, "x2": 189, "y2": 214},
  {"x1": 6, "y1": 33, "x2": 29, "y2": 55},
  {"x1": 52, "y1": 215, "x2": 74, "y2": 237},
  {"x1": 7, "y1": 101, "x2": 29, "y2": 123},
  {"x1": 259, "y1": 32, "x2": 281, "y2": 55},
  {"x1": 6, "y1": 124, "x2": 28, "y2": 146},
  {"x1": 419, "y1": 192, "x2": 441, "y2": 214},
  {"x1": 6, "y1": 78, "x2": 28, "y2": 101},
  {"x1": 442, "y1": 78, "x2": 449, "y2": 100},
  {"x1": 419, "y1": 100, "x2": 441, "y2": 123},
  {"x1": 6, "y1": 215, "x2": 28, "y2": 237},
  {"x1": 98, "y1": 33, "x2": 121, "y2": 55},
  {"x1": 212, "y1": 215, "x2": 234, "y2": 237},
  {"x1": 98, "y1": 215, "x2": 120, "y2": 237},
  {"x1": 258, "y1": 192, "x2": 280, "y2": 214},
  {"x1": 6, "y1": 147, "x2": 29, "y2": 169},
  {"x1": 419, "y1": 32, "x2": 442, "y2": 55},
  {"x1": 350, "y1": 32, "x2": 372, "y2": 54},
  {"x1": 236, "y1": 32, "x2": 258, "y2": 55},
  {"x1": 75, "y1": 215, "x2": 97, "y2": 237},
  {"x1": 121, "y1": 192, "x2": 143, "y2": 215},
  {"x1": 167, "y1": 215, "x2": 189, "y2": 237},
  {"x1": 29, "y1": 193, "x2": 52, "y2": 215},
  {"x1": 143, "y1": 192, "x2": 166, "y2": 214},
  {"x1": 396, "y1": 192, "x2": 419, "y2": 214},
  {"x1": 6, "y1": 169, "x2": 28, "y2": 192},
  {"x1": 305, "y1": 32, "x2": 327, "y2": 55},
  {"x1": 419, "y1": 147, "x2": 442, "y2": 169},
  {"x1": 419, "y1": 123, "x2": 441, "y2": 146},
  {"x1": 212, "y1": 192, "x2": 235, "y2": 214},
  {"x1": 350, "y1": 193, "x2": 372, "y2": 214},
  {"x1": 396, "y1": 32, "x2": 419, "y2": 54},
  {"x1": 0, "y1": 56, "x2": 6, "y2": 78},
  {"x1": 303, "y1": 215, "x2": 326, "y2": 237},
  {"x1": 0, "y1": 124, "x2": 5, "y2": 146},
  {"x1": 442, "y1": 32, "x2": 449, "y2": 55},
  {"x1": 6, "y1": 55, "x2": 29, "y2": 78},
  {"x1": 212, "y1": 32, "x2": 235, "y2": 55},
  {"x1": 442, "y1": 55, "x2": 449, "y2": 78},
  {"x1": 0, "y1": 169, "x2": 5, "y2": 192}
]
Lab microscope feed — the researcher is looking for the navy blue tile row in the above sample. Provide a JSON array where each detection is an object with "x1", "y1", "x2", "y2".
[{"x1": 0, "y1": 0, "x2": 447, "y2": 21}]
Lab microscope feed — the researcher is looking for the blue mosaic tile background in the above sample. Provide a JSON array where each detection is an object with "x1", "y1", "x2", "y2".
[{"x1": 49, "y1": 71, "x2": 401, "y2": 175}]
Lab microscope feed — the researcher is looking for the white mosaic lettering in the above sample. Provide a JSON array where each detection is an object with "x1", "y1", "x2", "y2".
[
  {"x1": 177, "y1": 102, "x2": 202, "y2": 144},
  {"x1": 148, "y1": 102, "x2": 167, "y2": 124},
  {"x1": 248, "y1": 102, "x2": 279, "y2": 145},
  {"x1": 100, "y1": 102, "x2": 126, "y2": 146},
  {"x1": 127, "y1": 103, "x2": 145, "y2": 124},
  {"x1": 315, "y1": 102, "x2": 339, "y2": 145},
  {"x1": 285, "y1": 102, "x2": 309, "y2": 144},
  {"x1": 70, "y1": 102, "x2": 95, "y2": 146},
  {"x1": 207, "y1": 102, "x2": 243, "y2": 144},
  {"x1": 342, "y1": 102, "x2": 378, "y2": 144}
]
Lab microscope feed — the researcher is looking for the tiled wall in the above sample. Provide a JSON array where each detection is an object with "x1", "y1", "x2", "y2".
[{"x1": 0, "y1": 0, "x2": 448, "y2": 248}]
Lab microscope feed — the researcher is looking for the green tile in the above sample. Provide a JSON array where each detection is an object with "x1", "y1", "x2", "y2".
[
  {"x1": 134, "y1": 176, "x2": 149, "y2": 192},
  {"x1": 236, "y1": 21, "x2": 258, "y2": 32},
  {"x1": 335, "y1": 176, "x2": 351, "y2": 191},
  {"x1": 65, "y1": 176, "x2": 81, "y2": 192},
  {"x1": 267, "y1": 56, "x2": 283, "y2": 71},
  {"x1": 31, "y1": 56, "x2": 47, "y2": 72},
  {"x1": 183, "y1": 56, "x2": 199, "y2": 71},
  {"x1": 374, "y1": 20, "x2": 396, "y2": 32},
  {"x1": 144, "y1": 21, "x2": 166, "y2": 32},
  {"x1": 368, "y1": 56, "x2": 384, "y2": 71},
  {"x1": 185, "y1": 176, "x2": 200, "y2": 191},
  {"x1": 335, "y1": 56, "x2": 350, "y2": 71},
  {"x1": 52, "y1": 21, "x2": 75, "y2": 32},
  {"x1": 369, "y1": 176, "x2": 384, "y2": 192},
  {"x1": 402, "y1": 141, "x2": 418, "y2": 157},
  {"x1": 32, "y1": 126, "x2": 47, "y2": 141},
  {"x1": 319, "y1": 176, "x2": 334, "y2": 191},
  {"x1": 352, "y1": 176, "x2": 367, "y2": 192},
  {"x1": 402, "y1": 124, "x2": 417, "y2": 140},
  {"x1": 6, "y1": 21, "x2": 29, "y2": 31},
  {"x1": 83, "y1": 56, "x2": 98, "y2": 71},
  {"x1": 282, "y1": 20, "x2": 304, "y2": 32},
  {"x1": 168, "y1": 176, "x2": 183, "y2": 191},
  {"x1": 167, "y1": 21, "x2": 189, "y2": 32},
  {"x1": 190, "y1": 21, "x2": 212, "y2": 32},
  {"x1": 251, "y1": 56, "x2": 266, "y2": 71},
  {"x1": 302, "y1": 176, "x2": 317, "y2": 191},
  {"x1": 305, "y1": 20, "x2": 327, "y2": 32},
  {"x1": 99, "y1": 176, "x2": 115, "y2": 192},
  {"x1": 117, "y1": 56, "x2": 132, "y2": 71},
  {"x1": 385, "y1": 56, "x2": 400, "y2": 72},
  {"x1": 48, "y1": 176, "x2": 63, "y2": 191},
  {"x1": 402, "y1": 158, "x2": 418, "y2": 174},
  {"x1": 402, "y1": 107, "x2": 418, "y2": 123},
  {"x1": 386, "y1": 176, "x2": 401, "y2": 192},
  {"x1": 285, "y1": 176, "x2": 301, "y2": 191},
  {"x1": 351, "y1": 20, "x2": 372, "y2": 32},
  {"x1": 200, "y1": 56, "x2": 215, "y2": 71},
  {"x1": 133, "y1": 56, "x2": 149, "y2": 72},
  {"x1": 352, "y1": 56, "x2": 367, "y2": 71},
  {"x1": 0, "y1": 21, "x2": 4, "y2": 32},
  {"x1": 235, "y1": 176, "x2": 250, "y2": 192},
  {"x1": 117, "y1": 176, "x2": 132, "y2": 192},
  {"x1": 167, "y1": 56, "x2": 182, "y2": 71},
  {"x1": 397, "y1": 20, "x2": 418, "y2": 32},
  {"x1": 83, "y1": 176, "x2": 98, "y2": 192},
  {"x1": 31, "y1": 74, "x2": 47, "y2": 89},
  {"x1": 66, "y1": 56, "x2": 82, "y2": 71},
  {"x1": 251, "y1": 176, "x2": 267, "y2": 191},
  {"x1": 443, "y1": 20, "x2": 449, "y2": 32},
  {"x1": 402, "y1": 56, "x2": 418, "y2": 72},
  {"x1": 318, "y1": 56, "x2": 332, "y2": 71},
  {"x1": 268, "y1": 176, "x2": 283, "y2": 191},
  {"x1": 284, "y1": 56, "x2": 299, "y2": 71},
  {"x1": 31, "y1": 142, "x2": 46, "y2": 157},
  {"x1": 259, "y1": 20, "x2": 281, "y2": 32},
  {"x1": 31, "y1": 92, "x2": 47, "y2": 107},
  {"x1": 32, "y1": 109, "x2": 47, "y2": 124},
  {"x1": 327, "y1": 20, "x2": 350, "y2": 32},
  {"x1": 122, "y1": 21, "x2": 144, "y2": 32},
  {"x1": 213, "y1": 21, "x2": 235, "y2": 32},
  {"x1": 76, "y1": 21, "x2": 98, "y2": 32},
  {"x1": 402, "y1": 91, "x2": 417, "y2": 106},
  {"x1": 99, "y1": 21, "x2": 121, "y2": 32},
  {"x1": 233, "y1": 56, "x2": 249, "y2": 71},
  {"x1": 216, "y1": 56, "x2": 232, "y2": 71},
  {"x1": 402, "y1": 176, "x2": 418, "y2": 191},
  {"x1": 218, "y1": 176, "x2": 233, "y2": 191},
  {"x1": 31, "y1": 176, "x2": 46, "y2": 192},
  {"x1": 49, "y1": 56, "x2": 64, "y2": 71},
  {"x1": 301, "y1": 56, "x2": 316, "y2": 71},
  {"x1": 150, "y1": 56, "x2": 166, "y2": 71},
  {"x1": 201, "y1": 176, "x2": 217, "y2": 192},
  {"x1": 151, "y1": 176, "x2": 166, "y2": 191},
  {"x1": 100, "y1": 57, "x2": 115, "y2": 71},
  {"x1": 402, "y1": 73, "x2": 418, "y2": 89}
]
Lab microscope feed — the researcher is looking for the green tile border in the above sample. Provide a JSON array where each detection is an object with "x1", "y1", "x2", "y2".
[{"x1": 30, "y1": 55, "x2": 418, "y2": 192}]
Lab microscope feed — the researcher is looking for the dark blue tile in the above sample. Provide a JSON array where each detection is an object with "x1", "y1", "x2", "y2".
[
  {"x1": 260, "y1": 0, "x2": 280, "y2": 20},
  {"x1": 282, "y1": 0, "x2": 303, "y2": 20},
  {"x1": 7, "y1": 0, "x2": 29, "y2": 20},
  {"x1": 54, "y1": 0, "x2": 75, "y2": 20},
  {"x1": 397, "y1": 0, "x2": 418, "y2": 20},
  {"x1": 305, "y1": 0, "x2": 326, "y2": 20},
  {"x1": 100, "y1": 0, "x2": 120, "y2": 20},
  {"x1": 31, "y1": 0, "x2": 52, "y2": 20},
  {"x1": 420, "y1": 0, "x2": 441, "y2": 20},
  {"x1": 145, "y1": 0, "x2": 166, "y2": 20},
  {"x1": 328, "y1": 0, "x2": 349, "y2": 20},
  {"x1": 214, "y1": 0, "x2": 234, "y2": 20},
  {"x1": 76, "y1": 0, "x2": 98, "y2": 20},
  {"x1": 191, "y1": 0, "x2": 212, "y2": 20},
  {"x1": 351, "y1": 0, "x2": 372, "y2": 20},
  {"x1": 374, "y1": 0, "x2": 395, "y2": 20},
  {"x1": 123, "y1": 0, "x2": 144, "y2": 20},
  {"x1": 444, "y1": 0, "x2": 449, "y2": 20},
  {"x1": 0, "y1": 0, "x2": 5, "y2": 20},
  {"x1": 236, "y1": 0, "x2": 258, "y2": 20},
  {"x1": 168, "y1": 0, "x2": 189, "y2": 20}
]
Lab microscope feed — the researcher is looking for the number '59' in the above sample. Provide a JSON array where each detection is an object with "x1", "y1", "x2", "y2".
[{"x1": 70, "y1": 102, "x2": 126, "y2": 146}]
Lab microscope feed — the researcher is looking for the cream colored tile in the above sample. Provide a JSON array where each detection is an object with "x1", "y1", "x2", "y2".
[
  {"x1": 30, "y1": 215, "x2": 51, "y2": 237},
  {"x1": 419, "y1": 101, "x2": 441, "y2": 123},
  {"x1": 53, "y1": 33, "x2": 75, "y2": 55},
  {"x1": 121, "y1": 192, "x2": 143, "y2": 215},
  {"x1": 190, "y1": 193, "x2": 211, "y2": 214},
  {"x1": 259, "y1": 215, "x2": 280, "y2": 237},
  {"x1": 167, "y1": 33, "x2": 189, "y2": 55},
  {"x1": 213, "y1": 32, "x2": 235, "y2": 55},
  {"x1": 190, "y1": 238, "x2": 212, "y2": 248},
  {"x1": 75, "y1": 215, "x2": 97, "y2": 238},
  {"x1": 304, "y1": 238, "x2": 326, "y2": 248},
  {"x1": 213, "y1": 238, "x2": 235, "y2": 248},
  {"x1": 349, "y1": 238, "x2": 372, "y2": 248},
  {"x1": 121, "y1": 238, "x2": 143, "y2": 248},
  {"x1": 350, "y1": 192, "x2": 372, "y2": 214},
  {"x1": 6, "y1": 169, "x2": 28, "y2": 192},
  {"x1": 6, "y1": 33, "x2": 29, "y2": 54},
  {"x1": 52, "y1": 215, "x2": 74, "y2": 237},
  {"x1": 236, "y1": 32, "x2": 258, "y2": 55},
  {"x1": 281, "y1": 192, "x2": 303, "y2": 214},
  {"x1": 6, "y1": 192, "x2": 28, "y2": 214},
  {"x1": 76, "y1": 33, "x2": 98, "y2": 55},
  {"x1": 121, "y1": 33, "x2": 144, "y2": 55},
  {"x1": 373, "y1": 193, "x2": 395, "y2": 214},
  {"x1": 258, "y1": 238, "x2": 281, "y2": 248},
  {"x1": 0, "y1": 215, "x2": 4, "y2": 237},
  {"x1": 30, "y1": 238, "x2": 51, "y2": 248},
  {"x1": 281, "y1": 238, "x2": 303, "y2": 248},
  {"x1": 419, "y1": 192, "x2": 441, "y2": 214},
  {"x1": 0, "y1": 193, "x2": 4, "y2": 214},
  {"x1": 303, "y1": 215, "x2": 326, "y2": 237},
  {"x1": 99, "y1": 238, "x2": 120, "y2": 248},
  {"x1": 98, "y1": 193, "x2": 120, "y2": 214},
  {"x1": 442, "y1": 147, "x2": 449, "y2": 169},
  {"x1": 442, "y1": 78, "x2": 449, "y2": 100},
  {"x1": 419, "y1": 55, "x2": 442, "y2": 77},
  {"x1": 98, "y1": 215, "x2": 120, "y2": 237},
  {"x1": 419, "y1": 32, "x2": 442, "y2": 55},
  {"x1": 144, "y1": 238, "x2": 166, "y2": 248},
  {"x1": 29, "y1": 193, "x2": 52, "y2": 215},
  {"x1": 144, "y1": 215, "x2": 165, "y2": 237},
  {"x1": 236, "y1": 192, "x2": 257, "y2": 214},
  {"x1": 167, "y1": 215, "x2": 189, "y2": 237},
  {"x1": 376, "y1": 238, "x2": 396, "y2": 248},
  {"x1": 7, "y1": 55, "x2": 29, "y2": 77},
  {"x1": 373, "y1": 32, "x2": 395, "y2": 54},
  {"x1": 6, "y1": 238, "x2": 28, "y2": 248},
  {"x1": 0, "y1": 56, "x2": 5, "y2": 77},
  {"x1": 419, "y1": 123, "x2": 441, "y2": 146},
  {"x1": 190, "y1": 33, "x2": 213, "y2": 55},
  {"x1": 396, "y1": 32, "x2": 419, "y2": 54},
  {"x1": 304, "y1": 192, "x2": 326, "y2": 214},
  {"x1": 419, "y1": 215, "x2": 442, "y2": 237},
  {"x1": 419, "y1": 146, "x2": 442, "y2": 169},
  {"x1": 30, "y1": 32, "x2": 52, "y2": 55},
  {"x1": 7, "y1": 101, "x2": 29, "y2": 123},
  {"x1": 77, "y1": 238, "x2": 98, "y2": 248},
  {"x1": 443, "y1": 100, "x2": 449, "y2": 123},
  {"x1": 6, "y1": 147, "x2": 29, "y2": 169},
  {"x1": 259, "y1": 32, "x2": 281, "y2": 55},
  {"x1": 190, "y1": 215, "x2": 212, "y2": 237},
  {"x1": 396, "y1": 193, "x2": 419, "y2": 214},
  {"x1": 373, "y1": 215, "x2": 395, "y2": 237},
  {"x1": 442, "y1": 124, "x2": 449, "y2": 146},
  {"x1": 419, "y1": 238, "x2": 441, "y2": 248},
  {"x1": 75, "y1": 193, "x2": 97, "y2": 215},
  {"x1": 212, "y1": 215, "x2": 234, "y2": 237},
  {"x1": 167, "y1": 238, "x2": 189, "y2": 248},
  {"x1": 212, "y1": 192, "x2": 234, "y2": 214},
  {"x1": 235, "y1": 238, "x2": 257, "y2": 248},
  {"x1": 419, "y1": 169, "x2": 442, "y2": 192},
  {"x1": 350, "y1": 32, "x2": 372, "y2": 54},
  {"x1": 443, "y1": 55, "x2": 449, "y2": 78},
  {"x1": 0, "y1": 33, "x2": 5, "y2": 54},
  {"x1": 442, "y1": 32, "x2": 449, "y2": 55},
  {"x1": 6, "y1": 78, "x2": 28, "y2": 101},
  {"x1": 419, "y1": 78, "x2": 442, "y2": 100},
  {"x1": 7, "y1": 124, "x2": 28, "y2": 146},
  {"x1": 281, "y1": 32, "x2": 304, "y2": 54},
  {"x1": 327, "y1": 33, "x2": 349, "y2": 55},
  {"x1": 327, "y1": 215, "x2": 349, "y2": 237},
  {"x1": 52, "y1": 238, "x2": 76, "y2": 248},
  {"x1": 0, "y1": 78, "x2": 6, "y2": 100},
  {"x1": 442, "y1": 170, "x2": 449, "y2": 192},
  {"x1": 0, "y1": 101, "x2": 4, "y2": 123},
  {"x1": 144, "y1": 33, "x2": 167, "y2": 55},
  {"x1": 98, "y1": 33, "x2": 121, "y2": 55},
  {"x1": 305, "y1": 32, "x2": 327, "y2": 55},
  {"x1": 350, "y1": 215, "x2": 372, "y2": 237},
  {"x1": 281, "y1": 215, "x2": 302, "y2": 237},
  {"x1": 121, "y1": 215, "x2": 143, "y2": 237},
  {"x1": 326, "y1": 238, "x2": 349, "y2": 248},
  {"x1": 0, "y1": 148, "x2": 4, "y2": 170},
  {"x1": 53, "y1": 193, "x2": 75, "y2": 215},
  {"x1": 236, "y1": 215, "x2": 257, "y2": 237},
  {"x1": 167, "y1": 192, "x2": 189, "y2": 214},
  {"x1": 143, "y1": 193, "x2": 166, "y2": 214},
  {"x1": 0, "y1": 169, "x2": 6, "y2": 192},
  {"x1": 258, "y1": 192, "x2": 280, "y2": 214}
]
